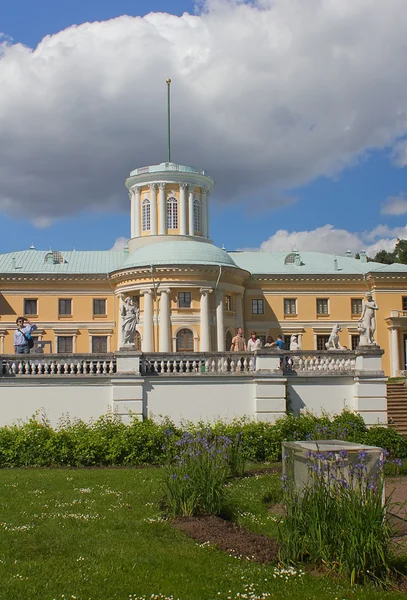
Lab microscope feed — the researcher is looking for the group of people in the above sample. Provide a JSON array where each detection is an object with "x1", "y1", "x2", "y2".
[{"x1": 230, "y1": 329, "x2": 301, "y2": 352}]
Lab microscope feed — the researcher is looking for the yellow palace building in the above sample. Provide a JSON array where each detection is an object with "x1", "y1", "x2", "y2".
[{"x1": 1, "y1": 160, "x2": 407, "y2": 377}]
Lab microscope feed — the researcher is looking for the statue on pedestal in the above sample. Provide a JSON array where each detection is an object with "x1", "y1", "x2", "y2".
[
  {"x1": 325, "y1": 324, "x2": 343, "y2": 350},
  {"x1": 121, "y1": 296, "x2": 140, "y2": 346},
  {"x1": 359, "y1": 292, "x2": 378, "y2": 345}
]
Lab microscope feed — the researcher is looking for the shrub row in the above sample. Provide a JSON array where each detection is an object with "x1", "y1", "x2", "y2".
[{"x1": 0, "y1": 410, "x2": 406, "y2": 467}]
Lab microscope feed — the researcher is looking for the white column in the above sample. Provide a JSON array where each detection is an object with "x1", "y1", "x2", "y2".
[
  {"x1": 200, "y1": 288, "x2": 212, "y2": 351},
  {"x1": 201, "y1": 188, "x2": 208, "y2": 238},
  {"x1": 206, "y1": 191, "x2": 210, "y2": 238},
  {"x1": 390, "y1": 327, "x2": 400, "y2": 377},
  {"x1": 216, "y1": 292, "x2": 225, "y2": 351},
  {"x1": 180, "y1": 183, "x2": 187, "y2": 235},
  {"x1": 129, "y1": 190, "x2": 135, "y2": 239},
  {"x1": 134, "y1": 187, "x2": 141, "y2": 237},
  {"x1": 297, "y1": 333, "x2": 303, "y2": 350},
  {"x1": 159, "y1": 288, "x2": 171, "y2": 352},
  {"x1": 158, "y1": 183, "x2": 166, "y2": 235},
  {"x1": 142, "y1": 290, "x2": 154, "y2": 352},
  {"x1": 149, "y1": 184, "x2": 157, "y2": 235},
  {"x1": 236, "y1": 293, "x2": 243, "y2": 329},
  {"x1": 188, "y1": 185, "x2": 194, "y2": 236}
]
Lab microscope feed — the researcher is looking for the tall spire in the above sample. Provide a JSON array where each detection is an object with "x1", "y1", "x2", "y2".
[{"x1": 166, "y1": 78, "x2": 171, "y2": 162}]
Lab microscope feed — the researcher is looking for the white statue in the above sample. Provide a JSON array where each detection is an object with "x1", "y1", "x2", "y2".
[
  {"x1": 290, "y1": 335, "x2": 301, "y2": 351},
  {"x1": 325, "y1": 324, "x2": 343, "y2": 350},
  {"x1": 357, "y1": 321, "x2": 370, "y2": 346},
  {"x1": 359, "y1": 292, "x2": 378, "y2": 345},
  {"x1": 121, "y1": 296, "x2": 140, "y2": 346}
]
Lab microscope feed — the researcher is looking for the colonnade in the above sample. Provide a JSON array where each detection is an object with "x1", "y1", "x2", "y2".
[
  {"x1": 120, "y1": 288, "x2": 244, "y2": 353},
  {"x1": 129, "y1": 184, "x2": 210, "y2": 238}
]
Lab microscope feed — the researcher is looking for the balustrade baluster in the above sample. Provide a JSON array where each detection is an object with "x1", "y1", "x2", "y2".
[
  {"x1": 211, "y1": 359, "x2": 216, "y2": 372},
  {"x1": 70, "y1": 362, "x2": 76, "y2": 375},
  {"x1": 109, "y1": 360, "x2": 114, "y2": 373}
]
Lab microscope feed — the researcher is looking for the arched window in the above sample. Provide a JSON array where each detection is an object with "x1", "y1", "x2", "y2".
[
  {"x1": 193, "y1": 196, "x2": 201, "y2": 232},
  {"x1": 142, "y1": 199, "x2": 150, "y2": 231},
  {"x1": 167, "y1": 196, "x2": 178, "y2": 230},
  {"x1": 176, "y1": 328, "x2": 194, "y2": 352}
]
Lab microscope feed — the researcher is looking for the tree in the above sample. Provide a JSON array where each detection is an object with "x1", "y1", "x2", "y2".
[
  {"x1": 373, "y1": 249, "x2": 397, "y2": 264},
  {"x1": 394, "y1": 239, "x2": 407, "y2": 264}
]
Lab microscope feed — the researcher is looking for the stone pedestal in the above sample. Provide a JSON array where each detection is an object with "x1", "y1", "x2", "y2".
[
  {"x1": 112, "y1": 350, "x2": 143, "y2": 424},
  {"x1": 354, "y1": 346, "x2": 387, "y2": 426}
]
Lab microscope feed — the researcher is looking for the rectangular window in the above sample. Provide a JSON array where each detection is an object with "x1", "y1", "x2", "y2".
[
  {"x1": 316, "y1": 335, "x2": 330, "y2": 351},
  {"x1": 92, "y1": 336, "x2": 108, "y2": 353},
  {"x1": 57, "y1": 336, "x2": 73, "y2": 353},
  {"x1": 225, "y1": 295, "x2": 232, "y2": 311},
  {"x1": 252, "y1": 299, "x2": 264, "y2": 315},
  {"x1": 284, "y1": 335, "x2": 291, "y2": 348},
  {"x1": 316, "y1": 298, "x2": 329, "y2": 315},
  {"x1": 351, "y1": 335, "x2": 360, "y2": 350},
  {"x1": 58, "y1": 299, "x2": 72, "y2": 316},
  {"x1": 178, "y1": 292, "x2": 191, "y2": 308},
  {"x1": 284, "y1": 298, "x2": 297, "y2": 315},
  {"x1": 24, "y1": 298, "x2": 38, "y2": 315},
  {"x1": 351, "y1": 298, "x2": 363, "y2": 315},
  {"x1": 403, "y1": 297, "x2": 407, "y2": 311},
  {"x1": 93, "y1": 299, "x2": 106, "y2": 316}
]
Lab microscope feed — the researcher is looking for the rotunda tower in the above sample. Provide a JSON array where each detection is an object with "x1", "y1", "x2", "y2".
[{"x1": 125, "y1": 162, "x2": 214, "y2": 252}]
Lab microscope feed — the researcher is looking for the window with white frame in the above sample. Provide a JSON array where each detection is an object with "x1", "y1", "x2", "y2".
[
  {"x1": 193, "y1": 196, "x2": 201, "y2": 232},
  {"x1": 316, "y1": 335, "x2": 330, "y2": 350},
  {"x1": 93, "y1": 298, "x2": 106, "y2": 316},
  {"x1": 58, "y1": 299, "x2": 72, "y2": 316},
  {"x1": 167, "y1": 196, "x2": 178, "y2": 229},
  {"x1": 316, "y1": 298, "x2": 329, "y2": 315},
  {"x1": 92, "y1": 336, "x2": 108, "y2": 353},
  {"x1": 178, "y1": 292, "x2": 191, "y2": 308},
  {"x1": 142, "y1": 198, "x2": 151, "y2": 231},
  {"x1": 252, "y1": 299, "x2": 264, "y2": 314},
  {"x1": 57, "y1": 336, "x2": 73, "y2": 353},
  {"x1": 351, "y1": 298, "x2": 363, "y2": 315},
  {"x1": 351, "y1": 334, "x2": 360, "y2": 350},
  {"x1": 24, "y1": 298, "x2": 38, "y2": 315},
  {"x1": 284, "y1": 298, "x2": 297, "y2": 315}
]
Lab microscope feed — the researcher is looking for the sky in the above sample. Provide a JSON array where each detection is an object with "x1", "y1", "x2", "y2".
[{"x1": 1, "y1": 0, "x2": 407, "y2": 256}]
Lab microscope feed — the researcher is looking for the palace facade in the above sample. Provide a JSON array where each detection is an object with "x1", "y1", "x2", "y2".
[{"x1": 1, "y1": 161, "x2": 407, "y2": 377}]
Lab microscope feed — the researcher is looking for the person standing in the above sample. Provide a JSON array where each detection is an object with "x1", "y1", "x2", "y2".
[
  {"x1": 230, "y1": 327, "x2": 246, "y2": 351},
  {"x1": 14, "y1": 317, "x2": 37, "y2": 354},
  {"x1": 247, "y1": 331, "x2": 262, "y2": 351}
]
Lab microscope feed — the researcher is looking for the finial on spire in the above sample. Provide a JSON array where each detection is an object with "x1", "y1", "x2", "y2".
[{"x1": 166, "y1": 79, "x2": 172, "y2": 163}]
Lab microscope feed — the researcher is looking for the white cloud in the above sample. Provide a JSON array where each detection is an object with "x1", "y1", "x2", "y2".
[
  {"x1": 381, "y1": 194, "x2": 407, "y2": 216},
  {"x1": 1, "y1": 1, "x2": 407, "y2": 223},
  {"x1": 258, "y1": 223, "x2": 407, "y2": 256},
  {"x1": 392, "y1": 140, "x2": 407, "y2": 167},
  {"x1": 110, "y1": 236, "x2": 128, "y2": 250}
]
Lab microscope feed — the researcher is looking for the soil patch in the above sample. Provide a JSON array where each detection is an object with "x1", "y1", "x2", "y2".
[{"x1": 173, "y1": 515, "x2": 279, "y2": 563}]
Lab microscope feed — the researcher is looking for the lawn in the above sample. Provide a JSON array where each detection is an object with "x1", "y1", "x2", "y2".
[{"x1": 0, "y1": 467, "x2": 404, "y2": 600}]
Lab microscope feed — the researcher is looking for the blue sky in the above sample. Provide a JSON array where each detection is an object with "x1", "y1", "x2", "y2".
[{"x1": 1, "y1": 0, "x2": 407, "y2": 256}]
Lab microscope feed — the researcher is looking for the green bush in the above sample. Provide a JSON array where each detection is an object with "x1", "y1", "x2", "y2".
[{"x1": 0, "y1": 410, "x2": 405, "y2": 467}]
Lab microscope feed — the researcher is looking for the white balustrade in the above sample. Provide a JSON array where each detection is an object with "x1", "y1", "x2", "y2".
[{"x1": 0, "y1": 355, "x2": 117, "y2": 377}]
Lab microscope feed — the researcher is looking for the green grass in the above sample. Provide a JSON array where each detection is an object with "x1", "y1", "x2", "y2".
[{"x1": 0, "y1": 467, "x2": 405, "y2": 600}]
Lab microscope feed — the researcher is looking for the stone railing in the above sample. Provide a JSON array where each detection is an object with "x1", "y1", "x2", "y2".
[
  {"x1": 281, "y1": 350, "x2": 356, "y2": 373},
  {"x1": 0, "y1": 349, "x2": 359, "y2": 378},
  {"x1": 0, "y1": 354, "x2": 116, "y2": 377},
  {"x1": 141, "y1": 352, "x2": 255, "y2": 375}
]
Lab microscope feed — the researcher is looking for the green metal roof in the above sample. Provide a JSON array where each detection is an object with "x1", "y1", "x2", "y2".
[
  {"x1": 228, "y1": 250, "x2": 407, "y2": 275},
  {"x1": 1, "y1": 246, "x2": 407, "y2": 277},
  {"x1": 120, "y1": 240, "x2": 238, "y2": 270},
  {"x1": 0, "y1": 250, "x2": 125, "y2": 275}
]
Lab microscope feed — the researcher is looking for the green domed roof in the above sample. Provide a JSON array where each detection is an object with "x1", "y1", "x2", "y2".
[{"x1": 120, "y1": 240, "x2": 237, "y2": 269}]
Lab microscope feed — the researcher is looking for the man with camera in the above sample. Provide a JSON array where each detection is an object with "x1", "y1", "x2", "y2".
[{"x1": 14, "y1": 317, "x2": 37, "y2": 354}]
